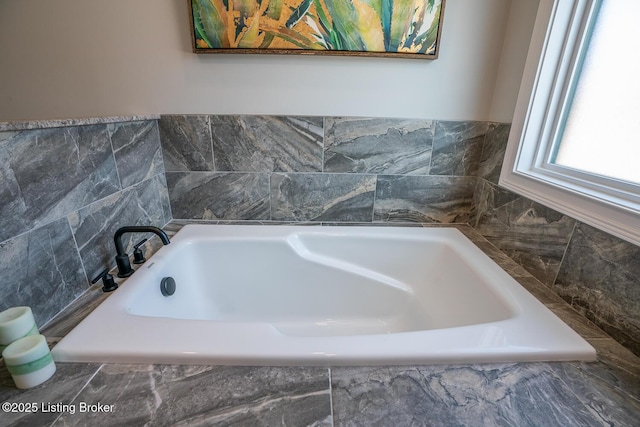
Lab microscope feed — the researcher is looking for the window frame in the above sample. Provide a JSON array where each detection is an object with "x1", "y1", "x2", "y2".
[{"x1": 500, "y1": 0, "x2": 640, "y2": 246}]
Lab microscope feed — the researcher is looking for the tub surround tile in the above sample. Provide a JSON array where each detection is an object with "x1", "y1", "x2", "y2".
[
  {"x1": 0, "y1": 115, "x2": 160, "y2": 132},
  {"x1": 430, "y1": 121, "x2": 488, "y2": 176},
  {"x1": 374, "y1": 175, "x2": 475, "y2": 223},
  {"x1": 449, "y1": 223, "x2": 490, "y2": 244},
  {"x1": 514, "y1": 276, "x2": 567, "y2": 305},
  {"x1": 478, "y1": 123, "x2": 511, "y2": 184},
  {"x1": 469, "y1": 119, "x2": 640, "y2": 360},
  {"x1": 271, "y1": 173, "x2": 376, "y2": 222},
  {"x1": 157, "y1": 172, "x2": 173, "y2": 225},
  {"x1": 0, "y1": 131, "x2": 31, "y2": 241},
  {"x1": 473, "y1": 180, "x2": 576, "y2": 286},
  {"x1": 69, "y1": 175, "x2": 169, "y2": 280},
  {"x1": 331, "y1": 364, "x2": 603, "y2": 427},
  {"x1": 550, "y1": 362, "x2": 640, "y2": 426},
  {"x1": 109, "y1": 120, "x2": 164, "y2": 188},
  {"x1": 324, "y1": 117, "x2": 433, "y2": 174},
  {"x1": 553, "y1": 223, "x2": 640, "y2": 356},
  {"x1": 546, "y1": 303, "x2": 610, "y2": 340},
  {"x1": 0, "y1": 125, "x2": 120, "y2": 243},
  {"x1": 0, "y1": 362, "x2": 101, "y2": 427},
  {"x1": 0, "y1": 218, "x2": 87, "y2": 327},
  {"x1": 54, "y1": 365, "x2": 331, "y2": 426},
  {"x1": 471, "y1": 241, "x2": 533, "y2": 278},
  {"x1": 0, "y1": 117, "x2": 169, "y2": 331},
  {"x1": 159, "y1": 115, "x2": 214, "y2": 172},
  {"x1": 585, "y1": 338, "x2": 640, "y2": 380},
  {"x1": 157, "y1": 116, "x2": 497, "y2": 230},
  {"x1": 42, "y1": 282, "x2": 111, "y2": 339},
  {"x1": 167, "y1": 172, "x2": 270, "y2": 221},
  {"x1": 211, "y1": 115, "x2": 323, "y2": 172}
]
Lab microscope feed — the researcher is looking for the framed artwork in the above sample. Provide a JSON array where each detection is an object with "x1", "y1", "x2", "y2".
[{"x1": 189, "y1": 0, "x2": 445, "y2": 59}]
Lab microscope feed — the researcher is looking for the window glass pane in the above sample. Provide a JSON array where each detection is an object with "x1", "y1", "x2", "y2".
[{"x1": 552, "y1": 0, "x2": 640, "y2": 184}]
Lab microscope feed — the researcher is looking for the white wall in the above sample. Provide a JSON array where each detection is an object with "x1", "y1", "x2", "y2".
[
  {"x1": 490, "y1": 0, "x2": 541, "y2": 122},
  {"x1": 0, "y1": 0, "x2": 533, "y2": 122}
]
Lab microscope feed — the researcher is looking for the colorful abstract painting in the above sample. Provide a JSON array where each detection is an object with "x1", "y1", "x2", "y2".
[{"x1": 189, "y1": 0, "x2": 445, "y2": 58}]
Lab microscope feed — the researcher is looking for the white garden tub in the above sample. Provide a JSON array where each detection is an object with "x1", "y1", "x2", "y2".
[{"x1": 52, "y1": 225, "x2": 595, "y2": 365}]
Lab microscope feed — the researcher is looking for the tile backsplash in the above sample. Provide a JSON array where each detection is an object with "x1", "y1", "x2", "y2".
[
  {"x1": 159, "y1": 116, "x2": 484, "y2": 223},
  {"x1": 0, "y1": 117, "x2": 170, "y2": 327},
  {"x1": 1, "y1": 114, "x2": 637, "y2": 357}
]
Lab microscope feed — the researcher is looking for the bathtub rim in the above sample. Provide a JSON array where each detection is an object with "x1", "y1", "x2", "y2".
[{"x1": 50, "y1": 224, "x2": 597, "y2": 366}]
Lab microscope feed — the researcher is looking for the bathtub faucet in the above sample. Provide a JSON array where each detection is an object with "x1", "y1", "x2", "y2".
[{"x1": 114, "y1": 226, "x2": 170, "y2": 278}]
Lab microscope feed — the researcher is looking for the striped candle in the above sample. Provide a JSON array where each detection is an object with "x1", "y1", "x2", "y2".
[
  {"x1": 0, "y1": 307, "x2": 39, "y2": 352},
  {"x1": 2, "y1": 334, "x2": 56, "y2": 389}
]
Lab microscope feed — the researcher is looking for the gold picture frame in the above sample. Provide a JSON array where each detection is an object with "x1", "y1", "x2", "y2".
[{"x1": 188, "y1": 0, "x2": 445, "y2": 59}]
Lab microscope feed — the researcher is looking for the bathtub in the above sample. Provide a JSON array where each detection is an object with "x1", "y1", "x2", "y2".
[{"x1": 52, "y1": 225, "x2": 596, "y2": 365}]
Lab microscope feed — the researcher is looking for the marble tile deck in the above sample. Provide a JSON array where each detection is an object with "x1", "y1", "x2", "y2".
[{"x1": 1, "y1": 223, "x2": 638, "y2": 427}]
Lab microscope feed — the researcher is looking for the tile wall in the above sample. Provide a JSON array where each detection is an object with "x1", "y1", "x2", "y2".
[
  {"x1": 473, "y1": 124, "x2": 640, "y2": 356},
  {"x1": 159, "y1": 116, "x2": 486, "y2": 224},
  {"x1": 0, "y1": 119, "x2": 171, "y2": 327},
  {"x1": 1, "y1": 113, "x2": 637, "y2": 358}
]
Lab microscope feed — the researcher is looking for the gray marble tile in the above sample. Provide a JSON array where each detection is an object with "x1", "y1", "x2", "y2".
[
  {"x1": 69, "y1": 176, "x2": 169, "y2": 280},
  {"x1": 0, "y1": 131, "x2": 31, "y2": 241},
  {"x1": 331, "y1": 364, "x2": 602, "y2": 427},
  {"x1": 449, "y1": 223, "x2": 489, "y2": 244},
  {"x1": 54, "y1": 365, "x2": 331, "y2": 426},
  {"x1": 324, "y1": 117, "x2": 433, "y2": 174},
  {"x1": 0, "y1": 361, "x2": 101, "y2": 427},
  {"x1": 271, "y1": 173, "x2": 376, "y2": 222},
  {"x1": 41, "y1": 282, "x2": 112, "y2": 339},
  {"x1": 158, "y1": 115, "x2": 213, "y2": 172},
  {"x1": 0, "y1": 115, "x2": 160, "y2": 131},
  {"x1": 553, "y1": 222, "x2": 640, "y2": 356},
  {"x1": 430, "y1": 121, "x2": 488, "y2": 176},
  {"x1": 167, "y1": 172, "x2": 270, "y2": 221},
  {"x1": 0, "y1": 125, "x2": 120, "y2": 243},
  {"x1": 0, "y1": 218, "x2": 87, "y2": 327},
  {"x1": 514, "y1": 276, "x2": 567, "y2": 304},
  {"x1": 546, "y1": 303, "x2": 610, "y2": 339},
  {"x1": 109, "y1": 120, "x2": 164, "y2": 188},
  {"x1": 211, "y1": 115, "x2": 323, "y2": 172},
  {"x1": 473, "y1": 180, "x2": 576, "y2": 286},
  {"x1": 472, "y1": 241, "x2": 534, "y2": 278},
  {"x1": 478, "y1": 123, "x2": 511, "y2": 184},
  {"x1": 373, "y1": 175, "x2": 475, "y2": 223},
  {"x1": 585, "y1": 338, "x2": 640, "y2": 380},
  {"x1": 156, "y1": 172, "x2": 173, "y2": 225},
  {"x1": 550, "y1": 362, "x2": 640, "y2": 426}
]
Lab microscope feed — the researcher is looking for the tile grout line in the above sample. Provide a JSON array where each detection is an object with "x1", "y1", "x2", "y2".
[
  {"x1": 328, "y1": 367, "x2": 335, "y2": 426},
  {"x1": 107, "y1": 123, "x2": 124, "y2": 191},
  {"x1": 371, "y1": 175, "x2": 378, "y2": 223},
  {"x1": 551, "y1": 220, "x2": 579, "y2": 289},
  {"x1": 268, "y1": 172, "x2": 273, "y2": 221},
  {"x1": 208, "y1": 115, "x2": 216, "y2": 172},
  {"x1": 49, "y1": 364, "x2": 105, "y2": 426},
  {"x1": 321, "y1": 116, "x2": 325, "y2": 173}
]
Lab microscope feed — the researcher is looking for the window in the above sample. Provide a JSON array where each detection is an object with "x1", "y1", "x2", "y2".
[{"x1": 500, "y1": 0, "x2": 640, "y2": 246}]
